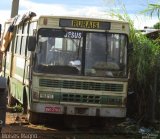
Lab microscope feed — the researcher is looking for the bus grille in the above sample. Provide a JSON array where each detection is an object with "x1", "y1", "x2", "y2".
[
  {"x1": 61, "y1": 93, "x2": 122, "y2": 104},
  {"x1": 61, "y1": 93, "x2": 101, "y2": 103},
  {"x1": 39, "y1": 79, "x2": 123, "y2": 92}
]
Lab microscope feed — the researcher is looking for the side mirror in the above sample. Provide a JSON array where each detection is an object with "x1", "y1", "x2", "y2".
[{"x1": 28, "y1": 36, "x2": 36, "y2": 51}]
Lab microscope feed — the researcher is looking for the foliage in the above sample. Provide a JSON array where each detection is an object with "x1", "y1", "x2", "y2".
[
  {"x1": 153, "y1": 22, "x2": 160, "y2": 29},
  {"x1": 13, "y1": 104, "x2": 23, "y2": 113},
  {"x1": 111, "y1": 5, "x2": 159, "y2": 77},
  {"x1": 140, "y1": 3, "x2": 160, "y2": 19},
  {"x1": 110, "y1": 3, "x2": 160, "y2": 121},
  {"x1": 7, "y1": 104, "x2": 23, "y2": 113}
]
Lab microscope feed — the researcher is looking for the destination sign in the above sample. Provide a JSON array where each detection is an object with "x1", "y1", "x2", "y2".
[
  {"x1": 59, "y1": 19, "x2": 111, "y2": 30},
  {"x1": 64, "y1": 31, "x2": 82, "y2": 39}
]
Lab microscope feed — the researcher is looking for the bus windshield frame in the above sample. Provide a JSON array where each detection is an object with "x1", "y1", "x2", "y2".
[{"x1": 33, "y1": 28, "x2": 128, "y2": 78}]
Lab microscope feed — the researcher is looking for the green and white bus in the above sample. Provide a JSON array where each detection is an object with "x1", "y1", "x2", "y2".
[{"x1": 2, "y1": 14, "x2": 129, "y2": 124}]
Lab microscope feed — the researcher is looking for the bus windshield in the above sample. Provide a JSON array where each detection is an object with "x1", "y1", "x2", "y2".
[
  {"x1": 85, "y1": 33, "x2": 127, "y2": 77},
  {"x1": 34, "y1": 28, "x2": 127, "y2": 77}
]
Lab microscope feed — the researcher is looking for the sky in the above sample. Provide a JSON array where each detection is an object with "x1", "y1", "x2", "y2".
[{"x1": 0, "y1": 0, "x2": 159, "y2": 29}]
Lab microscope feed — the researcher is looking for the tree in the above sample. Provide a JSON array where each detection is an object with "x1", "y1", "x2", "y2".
[
  {"x1": 141, "y1": 3, "x2": 160, "y2": 122},
  {"x1": 141, "y1": 4, "x2": 160, "y2": 19},
  {"x1": 110, "y1": 3, "x2": 160, "y2": 123},
  {"x1": 153, "y1": 22, "x2": 160, "y2": 29}
]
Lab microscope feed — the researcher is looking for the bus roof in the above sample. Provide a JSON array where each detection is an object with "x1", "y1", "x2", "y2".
[
  {"x1": 4, "y1": 14, "x2": 129, "y2": 26},
  {"x1": 36, "y1": 15, "x2": 129, "y2": 24},
  {"x1": 3, "y1": 13, "x2": 129, "y2": 35}
]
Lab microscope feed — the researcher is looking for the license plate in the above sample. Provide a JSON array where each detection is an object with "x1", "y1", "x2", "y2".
[{"x1": 45, "y1": 106, "x2": 61, "y2": 113}]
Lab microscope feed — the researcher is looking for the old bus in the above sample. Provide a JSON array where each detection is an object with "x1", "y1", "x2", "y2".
[{"x1": 2, "y1": 14, "x2": 129, "y2": 125}]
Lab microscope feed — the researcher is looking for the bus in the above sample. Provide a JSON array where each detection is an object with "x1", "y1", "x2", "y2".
[{"x1": 1, "y1": 13, "x2": 129, "y2": 125}]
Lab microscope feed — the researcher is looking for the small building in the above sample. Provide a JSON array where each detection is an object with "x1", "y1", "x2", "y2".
[
  {"x1": 145, "y1": 29, "x2": 160, "y2": 40},
  {"x1": 140, "y1": 28, "x2": 160, "y2": 44}
]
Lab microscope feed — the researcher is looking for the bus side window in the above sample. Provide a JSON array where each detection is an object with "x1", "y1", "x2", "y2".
[
  {"x1": 21, "y1": 36, "x2": 27, "y2": 55},
  {"x1": 15, "y1": 26, "x2": 22, "y2": 54},
  {"x1": 15, "y1": 36, "x2": 21, "y2": 54},
  {"x1": 20, "y1": 23, "x2": 28, "y2": 56}
]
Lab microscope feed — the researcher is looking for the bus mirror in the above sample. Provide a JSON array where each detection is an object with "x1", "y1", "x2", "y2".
[{"x1": 28, "y1": 36, "x2": 36, "y2": 51}]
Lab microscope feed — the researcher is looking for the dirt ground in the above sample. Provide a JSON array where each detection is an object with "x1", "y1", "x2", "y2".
[
  {"x1": 2, "y1": 112, "x2": 58, "y2": 139},
  {"x1": 1, "y1": 112, "x2": 140, "y2": 139}
]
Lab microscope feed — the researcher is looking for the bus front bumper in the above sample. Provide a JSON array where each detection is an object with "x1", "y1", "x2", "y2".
[{"x1": 30, "y1": 102, "x2": 126, "y2": 118}]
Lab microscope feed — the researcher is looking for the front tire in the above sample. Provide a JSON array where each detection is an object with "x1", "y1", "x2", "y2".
[{"x1": 28, "y1": 111, "x2": 39, "y2": 124}]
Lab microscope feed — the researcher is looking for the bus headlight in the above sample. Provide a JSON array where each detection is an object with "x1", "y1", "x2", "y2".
[
  {"x1": 39, "y1": 93, "x2": 46, "y2": 99},
  {"x1": 39, "y1": 92, "x2": 54, "y2": 99},
  {"x1": 46, "y1": 94, "x2": 54, "y2": 99}
]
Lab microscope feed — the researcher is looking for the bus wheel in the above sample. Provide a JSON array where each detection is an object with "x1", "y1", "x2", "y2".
[
  {"x1": 27, "y1": 111, "x2": 39, "y2": 124},
  {"x1": 7, "y1": 84, "x2": 16, "y2": 107}
]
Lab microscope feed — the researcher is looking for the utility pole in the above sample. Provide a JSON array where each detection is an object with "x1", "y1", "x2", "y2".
[{"x1": 10, "y1": 0, "x2": 19, "y2": 18}]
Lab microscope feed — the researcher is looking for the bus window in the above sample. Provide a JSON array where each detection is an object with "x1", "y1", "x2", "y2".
[
  {"x1": 34, "y1": 29, "x2": 82, "y2": 75},
  {"x1": 18, "y1": 26, "x2": 23, "y2": 34},
  {"x1": 15, "y1": 36, "x2": 21, "y2": 54},
  {"x1": 85, "y1": 33, "x2": 127, "y2": 78},
  {"x1": 23, "y1": 23, "x2": 28, "y2": 34},
  {"x1": 55, "y1": 38, "x2": 62, "y2": 50},
  {"x1": 21, "y1": 36, "x2": 27, "y2": 55}
]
